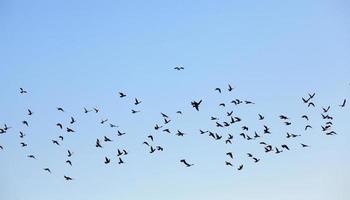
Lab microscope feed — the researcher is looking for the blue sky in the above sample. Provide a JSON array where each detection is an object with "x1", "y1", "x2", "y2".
[{"x1": 0, "y1": 1, "x2": 350, "y2": 200}]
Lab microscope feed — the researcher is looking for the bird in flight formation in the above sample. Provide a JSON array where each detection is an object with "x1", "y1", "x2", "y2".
[{"x1": 0, "y1": 75, "x2": 348, "y2": 182}]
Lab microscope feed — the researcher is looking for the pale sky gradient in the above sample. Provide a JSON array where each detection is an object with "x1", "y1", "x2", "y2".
[{"x1": 0, "y1": 1, "x2": 350, "y2": 200}]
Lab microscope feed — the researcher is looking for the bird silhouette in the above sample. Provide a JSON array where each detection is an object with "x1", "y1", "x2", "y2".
[
  {"x1": 56, "y1": 123, "x2": 63, "y2": 129},
  {"x1": 174, "y1": 66, "x2": 184, "y2": 70},
  {"x1": 104, "y1": 157, "x2": 111, "y2": 164},
  {"x1": 95, "y1": 139, "x2": 102, "y2": 148},
  {"x1": 215, "y1": 88, "x2": 222, "y2": 93},
  {"x1": 22, "y1": 121, "x2": 29, "y2": 126},
  {"x1": 104, "y1": 136, "x2": 112, "y2": 142},
  {"x1": 226, "y1": 152, "x2": 233, "y2": 159},
  {"x1": 27, "y1": 109, "x2": 33, "y2": 115},
  {"x1": 20, "y1": 88, "x2": 27, "y2": 94},
  {"x1": 43, "y1": 168, "x2": 51, "y2": 173},
  {"x1": 258, "y1": 114, "x2": 264, "y2": 120},
  {"x1": 119, "y1": 92, "x2": 126, "y2": 98},
  {"x1": 339, "y1": 99, "x2": 346, "y2": 107},
  {"x1": 66, "y1": 127, "x2": 75, "y2": 133},
  {"x1": 301, "y1": 143, "x2": 310, "y2": 148},
  {"x1": 70, "y1": 117, "x2": 76, "y2": 124},
  {"x1": 134, "y1": 98, "x2": 142, "y2": 105},
  {"x1": 67, "y1": 150, "x2": 73, "y2": 157},
  {"x1": 118, "y1": 157, "x2": 124, "y2": 164},
  {"x1": 237, "y1": 165, "x2": 243, "y2": 170},
  {"x1": 66, "y1": 160, "x2": 72, "y2": 166},
  {"x1": 228, "y1": 84, "x2": 234, "y2": 91},
  {"x1": 191, "y1": 100, "x2": 202, "y2": 111},
  {"x1": 180, "y1": 159, "x2": 194, "y2": 167},
  {"x1": 64, "y1": 175, "x2": 73, "y2": 181},
  {"x1": 57, "y1": 107, "x2": 64, "y2": 112},
  {"x1": 84, "y1": 107, "x2": 92, "y2": 113}
]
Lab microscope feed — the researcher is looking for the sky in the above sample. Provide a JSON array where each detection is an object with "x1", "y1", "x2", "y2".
[{"x1": 0, "y1": 0, "x2": 350, "y2": 200}]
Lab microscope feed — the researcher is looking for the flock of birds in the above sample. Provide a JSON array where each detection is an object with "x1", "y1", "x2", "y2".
[{"x1": 0, "y1": 67, "x2": 348, "y2": 181}]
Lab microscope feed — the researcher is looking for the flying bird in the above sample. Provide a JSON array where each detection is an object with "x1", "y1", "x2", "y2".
[
  {"x1": 180, "y1": 159, "x2": 194, "y2": 167},
  {"x1": 191, "y1": 100, "x2": 202, "y2": 111}
]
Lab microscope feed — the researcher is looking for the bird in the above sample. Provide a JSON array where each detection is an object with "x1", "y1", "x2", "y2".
[
  {"x1": 101, "y1": 119, "x2": 108, "y2": 124},
  {"x1": 118, "y1": 157, "x2": 124, "y2": 164},
  {"x1": 27, "y1": 109, "x2": 33, "y2": 115},
  {"x1": 237, "y1": 165, "x2": 243, "y2": 170},
  {"x1": 228, "y1": 84, "x2": 234, "y2": 92},
  {"x1": 156, "y1": 146, "x2": 164, "y2": 151},
  {"x1": 199, "y1": 129, "x2": 208, "y2": 134},
  {"x1": 20, "y1": 88, "x2": 27, "y2": 94},
  {"x1": 305, "y1": 125, "x2": 312, "y2": 131},
  {"x1": 180, "y1": 159, "x2": 194, "y2": 167},
  {"x1": 281, "y1": 144, "x2": 290, "y2": 150},
  {"x1": 227, "y1": 111, "x2": 234, "y2": 116},
  {"x1": 70, "y1": 117, "x2": 76, "y2": 124},
  {"x1": 67, "y1": 150, "x2": 73, "y2": 157},
  {"x1": 95, "y1": 139, "x2": 102, "y2": 148},
  {"x1": 301, "y1": 143, "x2": 310, "y2": 148},
  {"x1": 164, "y1": 118, "x2": 171, "y2": 124},
  {"x1": 258, "y1": 114, "x2": 264, "y2": 120},
  {"x1": 308, "y1": 102, "x2": 315, "y2": 107},
  {"x1": 117, "y1": 130, "x2": 126, "y2": 136},
  {"x1": 27, "y1": 155, "x2": 36, "y2": 159},
  {"x1": 52, "y1": 140, "x2": 60, "y2": 146},
  {"x1": 245, "y1": 100, "x2": 254, "y2": 104},
  {"x1": 308, "y1": 92, "x2": 316, "y2": 99},
  {"x1": 253, "y1": 157, "x2": 260, "y2": 163},
  {"x1": 174, "y1": 66, "x2": 184, "y2": 70},
  {"x1": 247, "y1": 153, "x2": 253, "y2": 157},
  {"x1": 176, "y1": 111, "x2": 183, "y2": 114},
  {"x1": 64, "y1": 175, "x2": 73, "y2": 181},
  {"x1": 191, "y1": 100, "x2": 202, "y2": 111},
  {"x1": 149, "y1": 146, "x2": 156, "y2": 153},
  {"x1": 161, "y1": 112, "x2": 169, "y2": 118},
  {"x1": 176, "y1": 130, "x2": 185, "y2": 136},
  {"x1": 110, "y1": 123, "x2": 118, "y2": 128},
  {"x1": 104, "y1": 136, "x2": 112, "y2": 142},
  {"x1": 84, "y1": 107, "x2": 92, "y2": 113},
  {"x1": 226, "y1": 152, "x2": 233, "y2": 159},
  {"x1": 66, "y1": 160, "x2": 72, "y2": 166},
  {"x1": 134, "y1": 98, "x2": 142, "y2": 105},
  {"x1": 4, "y1": 124, "x2": 11, "y2": 131},
  {"x1": 22, "y1": 121, "x2": 29, "y2": 126},
  {"x1": 254, "y1": 132, "x2": 260, "y2": 138},
  {"x1": 322, "y1": 106, "x2": 330, "y2": 113},
  {"x1": 154, "y1": 124, "x2": 162, "y2": 130},
  {"x1": 43, "y1": 168, "x2": 51, "y2": 173},
  {"x1": 164, "y1": 118, "x2": 172, "y2": 124},
  {"x1": 119, "y1": 92, "x2": 126, "y2": 98},
  {"x1": 162, "y1": 129, "x2": 171, "y2": 133},
  {"x1": 225, "y1": 161, "x2": 233, "y2": 166},
  {"x1": 339, "y1": 99, "x2": 346, "y2": 107},
  {"x1": 131, "y1": 109, "x2": 140, "y2": 114},
  {"x1": 301, "y1": 115, "x2": 309, "y2": 120},
  {"x1": 0, "y1": 145, "x2": 3, "y2": 150},
  {"x1": 93, "y1": 107, "x2": 99, "y2": 113},
  {"x1": 66, "y1": 127, "x2": 75, "y2": 133},
  {"x1": 59, "y1": 135, "x2": 64, "y2": 141},
  {"x1": 104, "y1": 157, "x2": 111, "y2": 164},
  {"x1": 19, "y1": 131, "x2": 25, "y2": 138},
  {"x1": 20, "y1": 142, "x2": 27, "y2": 147},
  {"x1": 57, "y1": 107, "x2": 64, "y2": 112},
  {"x1": 279, "y1": 115, "x2": 289, "y2": 120},
  {"x1": 117, "y1": 149, "x2": 124, "y2": 156},
  {"x1": 56, "y1": 123, "x2": 63, "y2": 129},
  {"x1": 215, "y1": 88, "x2": 221, "y2": 93}
]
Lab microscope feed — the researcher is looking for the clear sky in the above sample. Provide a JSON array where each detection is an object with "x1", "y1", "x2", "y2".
[{"x1": 1, "y1": 1, "x2": 350, "y2": 200}]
